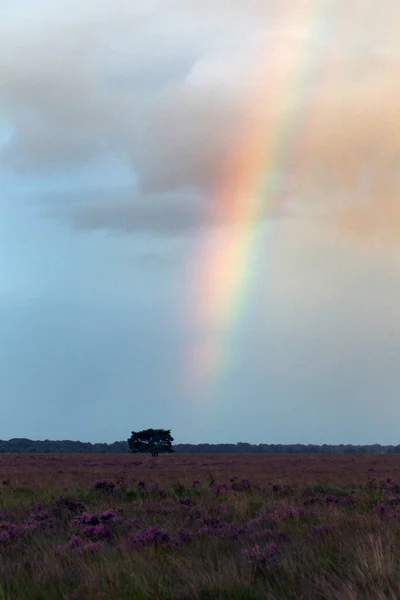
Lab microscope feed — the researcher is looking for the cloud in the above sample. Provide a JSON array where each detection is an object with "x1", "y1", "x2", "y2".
[
  {"x1": 68, "y1": 190, "x2": 211, "y2": 234},
  {"x1": 337, "y1": 198, "x2": 400, "y2": 245},
  {"x1": 1, "y1": 0, "x2": 400, "y2": 240},
  {"x1": 45, "y1": 185, "x2": 290, "y2": 235}
]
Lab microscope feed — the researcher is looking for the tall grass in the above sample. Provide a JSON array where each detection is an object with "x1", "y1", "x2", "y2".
[{"x1": 0, "y1": 465, "x2": 400, "y2": 598}]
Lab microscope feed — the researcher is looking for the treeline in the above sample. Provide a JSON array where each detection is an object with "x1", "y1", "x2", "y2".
[
  {"x1": 174, "y1": 443, "x2": 400, "y2": 454},
  {"x1": 0, "y1": 439, "x2": 400, "y2": 454},
  {"x1": 0, "y1": 439, "x2": 129, "y2": 453}
]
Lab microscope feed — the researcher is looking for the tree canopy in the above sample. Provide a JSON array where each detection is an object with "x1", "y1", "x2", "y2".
[{"x1": 127, "y1": 429, "x2": 174, "y2": 457}]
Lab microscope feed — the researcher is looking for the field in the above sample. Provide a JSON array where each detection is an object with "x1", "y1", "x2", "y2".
[{"x1": 1, "y1": 453, "x2": 400, "y2": 599}]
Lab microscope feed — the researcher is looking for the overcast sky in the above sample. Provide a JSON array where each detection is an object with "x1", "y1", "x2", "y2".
[{"x1": 1, "y1": 0, "x2": 400, "y2": 445}]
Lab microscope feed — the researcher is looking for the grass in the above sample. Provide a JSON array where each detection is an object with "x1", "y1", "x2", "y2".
[{"x1": 0, "y1": 455, "x2": 400, "y2": 598}]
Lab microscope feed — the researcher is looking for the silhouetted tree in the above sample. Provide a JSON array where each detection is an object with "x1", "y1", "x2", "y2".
[{"x1": 127, "y1": 428, "x2": 174, "y2": 457}]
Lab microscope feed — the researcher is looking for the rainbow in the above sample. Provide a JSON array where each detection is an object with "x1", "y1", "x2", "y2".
[{"x1": 187, "y1": 0, "x2": 330, "y2": 395}]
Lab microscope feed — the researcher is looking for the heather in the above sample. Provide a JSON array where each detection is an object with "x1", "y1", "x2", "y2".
[{"x1": 1, "y1": 456, "x2": 400, "y2": 598}]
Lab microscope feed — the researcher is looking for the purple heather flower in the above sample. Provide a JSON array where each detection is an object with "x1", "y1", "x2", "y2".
[
  {"x1": 171, "y1": 528, "x2": 196, "y2": 546},
  {"x1": 21, "y1": 522, "x2": 37, "y2": 535},
  {"x1": 128, "y1": 525, "x2": 170, "y2": 547},
  {"x1": 82, "y1": 524, "x2": 112, "y2": 539},
  {"x1": 55, "y1": 536, "x2": 104, "y2": 555},
  {"x1": 100, "y1": 509, "x2": 116, "y2": 522},
  {"x1": 30, "y1": 508, "x2": 57, "y2": 530},
  {"x1": 54, "y1": 536, "x2": 82, "y2": 555},
  {"x1": 65, "y1": 535, "x2": 83, "y2": 550},
  {"x1": 0, "y1": 522, "x2": 31, "y2": 544},
  {"x1": 73, "y1": 513, "x2": 100, "y2": 526}
]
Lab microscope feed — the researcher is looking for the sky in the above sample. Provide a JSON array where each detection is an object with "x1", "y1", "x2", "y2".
[{"x1": 1, "y1": 0, "x2": 400, "y2": 445}]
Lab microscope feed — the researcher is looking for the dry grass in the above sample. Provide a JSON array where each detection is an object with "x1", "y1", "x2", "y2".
[
  {"x1": 0, "y1": 453, "x2": 400, "y2": 488},
  {"x1": 0, "y1": 454, "x2": 399, "y2": 598}
]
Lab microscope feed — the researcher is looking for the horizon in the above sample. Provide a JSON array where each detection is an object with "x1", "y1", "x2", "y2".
[
  {"x1": 2, "y1": 1, "x2": 400, "y2": 445},
  {"x1": 1, "y1": 436, "x2": 399, "y2": 448}
]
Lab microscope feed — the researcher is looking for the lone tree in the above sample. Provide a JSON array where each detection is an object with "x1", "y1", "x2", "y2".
[{"x1": 127, "y1": 428, "x2": 174, "y2": 457}]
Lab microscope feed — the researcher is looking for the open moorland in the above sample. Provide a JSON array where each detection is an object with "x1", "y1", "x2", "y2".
[{"x1": 1, "y1": 454, "x2": 400, "y2": 599}]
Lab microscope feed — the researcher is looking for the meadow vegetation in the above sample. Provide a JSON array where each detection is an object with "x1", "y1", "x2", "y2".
[{"x1": 0, "y1": 454, "x2": 400, "y2": 599}]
